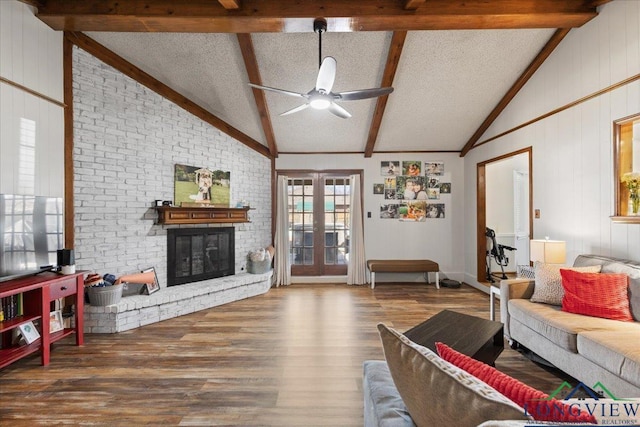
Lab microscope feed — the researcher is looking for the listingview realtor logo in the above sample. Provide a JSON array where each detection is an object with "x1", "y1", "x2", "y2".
[{"x1": 524, "y1": 382, "x2": 640, "y2": 426}]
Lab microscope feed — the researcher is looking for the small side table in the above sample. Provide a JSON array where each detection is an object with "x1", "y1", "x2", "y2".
[
  {"x1": 489, "y1": 283, "x2": 500, "y2": 321},
  {"x1": 405, "y1": 309, "x2": 504, "y2": 365}
]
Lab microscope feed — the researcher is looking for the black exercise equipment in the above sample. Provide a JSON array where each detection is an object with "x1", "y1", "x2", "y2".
[{"x1": 486, "y1": 227, "x2": 516, "y2": 283}]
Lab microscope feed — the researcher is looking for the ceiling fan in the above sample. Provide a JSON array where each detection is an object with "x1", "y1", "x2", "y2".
[{"x1": 248, "y1": 18, "x2": 394, "y2": 119}]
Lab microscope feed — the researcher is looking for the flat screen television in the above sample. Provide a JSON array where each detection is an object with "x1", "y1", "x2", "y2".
[{"x1": 0, "y1": 194, "x2": 64, "y2": 283}]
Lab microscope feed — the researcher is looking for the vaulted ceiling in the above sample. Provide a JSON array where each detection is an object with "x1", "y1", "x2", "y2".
[{"x1": 26, "y1": 0, "x2": 610, "y2": 158}]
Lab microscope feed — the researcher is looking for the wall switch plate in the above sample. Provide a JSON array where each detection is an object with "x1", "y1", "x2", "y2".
[
  {"x1": 535, "y1": 209, "x2": 540, "y2": 219},
  {"x1": 367, "y1": 212, "x2": 371, "y2": 218}
]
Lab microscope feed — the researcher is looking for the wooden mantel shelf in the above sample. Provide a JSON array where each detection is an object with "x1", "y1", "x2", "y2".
[{"x1": 155, "y1": 206, "x2": 251, "y2": 225}]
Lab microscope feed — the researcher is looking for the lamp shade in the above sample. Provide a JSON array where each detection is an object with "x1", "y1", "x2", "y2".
[{"x1": 530, "y1": 239, "x2": 566, "y2": 264}]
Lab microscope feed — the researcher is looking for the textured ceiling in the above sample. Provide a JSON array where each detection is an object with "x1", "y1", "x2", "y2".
[{"x1": 87, "y1": 27, "x2": 555, "y2": 155}]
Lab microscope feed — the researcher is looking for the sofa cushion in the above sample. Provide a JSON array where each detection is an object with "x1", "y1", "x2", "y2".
[
  {"x1": 436, "y1": 342, "x2": 597, "y2": 424},
  {"x1": 577, "y1": 330, "x2": 640, "y2": 390},
  {"x1": 573, "y1": 255, "x2": 640, "y2": 321},
  {"x1": 560, "y1": 270, "x2": 634, "y2": 321},
  {"x1": 377, "y1": 323, "x2": 528, "y2": 427},
  {"x1": 530, "y1": 262, "x2": 601, "y2": 306},
  {"x1": 508, "y1": 299, "x2": 632, "y2": 353},
  {"x1": 363, "y1": 360, "x2": 415, "y2": 427}
]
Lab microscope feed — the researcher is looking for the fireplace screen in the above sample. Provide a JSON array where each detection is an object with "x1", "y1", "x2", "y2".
[{"x1": 167, "y1": 227, "x2": 234, "y2": 286}]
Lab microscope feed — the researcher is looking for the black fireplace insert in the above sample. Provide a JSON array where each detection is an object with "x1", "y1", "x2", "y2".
[{"x1": 167, "y1": 227, "x2": 235, "y2": 286}]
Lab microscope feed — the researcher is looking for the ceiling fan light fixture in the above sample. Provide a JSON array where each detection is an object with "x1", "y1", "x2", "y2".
[
  {"x1": 309, "y1": 97, "x2": 331, "y2": 110},
  {"x1": 248, "y1": 17, "x2": 393, "y2": 118}
]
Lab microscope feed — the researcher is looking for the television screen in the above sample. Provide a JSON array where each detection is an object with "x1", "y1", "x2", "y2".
[{"x1": 0, "y1": 194, "x2": 64, "y2": 282}]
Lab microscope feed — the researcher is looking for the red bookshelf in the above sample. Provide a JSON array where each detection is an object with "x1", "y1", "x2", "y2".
[{"x1": 0, "y1": 271, "x2": 85, "y2": 369}]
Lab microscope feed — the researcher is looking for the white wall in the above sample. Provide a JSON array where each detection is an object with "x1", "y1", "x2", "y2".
[
  {"x1": 464, "y1": 1, "x2": 640, "y2": 289},
  {"x1": 72, "y1": 48, "x2": 272, "y2": 285},
  {"x1": 276, "y1": 152, "x2": 465, "y2": 282},
  {"x1": 486, "y1": 157, "x2": 515, "y2": 236},
  {"x1": 0, "y1": 1, "x2": 64, "y2": 197}
]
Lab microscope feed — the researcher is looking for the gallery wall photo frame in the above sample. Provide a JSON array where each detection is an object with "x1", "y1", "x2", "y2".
[
  {"x1": 425, "y1": 162, "x2": 444, "y2": 176},
  {"x1": 380, "y1": 161, "x2": 400, "y2": 176}
]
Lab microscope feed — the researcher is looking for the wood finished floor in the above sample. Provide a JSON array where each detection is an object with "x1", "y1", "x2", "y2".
[{"x1": 0, "y1": 283, "x2": 574, "y2": 426}]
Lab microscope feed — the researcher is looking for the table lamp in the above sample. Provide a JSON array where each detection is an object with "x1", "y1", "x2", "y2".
[{"x1": 530, "y1": 238, "x2": 566, "y2": 264}]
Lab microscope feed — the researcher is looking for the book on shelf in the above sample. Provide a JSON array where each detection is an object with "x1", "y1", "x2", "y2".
[{"x1": 1, "y1": 294, "x2": 23, "y2": 320}]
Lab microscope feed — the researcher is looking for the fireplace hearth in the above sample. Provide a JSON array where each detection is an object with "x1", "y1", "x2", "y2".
[{"x1": 167, "y1": 227, "x2": 235, "y2": 286}]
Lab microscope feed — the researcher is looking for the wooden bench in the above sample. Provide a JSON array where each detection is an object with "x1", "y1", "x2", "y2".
[{"x1": 366, "y1": 259, "x2": 440, "y2": 290}]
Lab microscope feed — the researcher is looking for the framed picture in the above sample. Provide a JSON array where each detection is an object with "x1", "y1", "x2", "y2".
[
  {"x1": 174, "y1": 164, "x2": 230, "y2": 207},
  {"x1": 426, "y1": 176, "x2": 440, "y2": 188},
  {"x1": 18, "y1": 321, "x2": 40, "y2": 344},
  {"x1": 426, "y1": 203, "x2": 445, "y2": 218},
  {"x1": 384, "y1": 188, "x2": 397, "y2": 200},
  {"x1": 384, "y1": 177, "x2": 396, "y2": 189},
  {"x1": 380, "y1": 161, "x2": 400, "y2": 176},
  {"x1": 380, "y1": 204, "x2": 399, "y2": 219},
  {"x1": 440, "y1": 182, "x2": 451, "y2": 194},
  {"x1": 373, "y1": 183, "x2": 385, "y2": 194},
  {"x1": 427, "y1": 188, "x2": 440, "y2": 199},
  {"x1": 402, "y1": 161, "x2": 422, "y2": 176},
  {"x1": 141, "y1": 267, "x2": 160, "y2": 295},
  {"x1": 425, "y1": 162, "x2": 444, "y2": 176},
  {"x1": 49, "y1": 310, "x2": 64, "y2": 333},
  {"x1": 398, "y1": 201, "x2": 427, "y2": 222}
]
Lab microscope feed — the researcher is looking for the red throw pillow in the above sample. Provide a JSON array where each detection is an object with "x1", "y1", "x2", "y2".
[
  {"x1": 560, "y1": 269, "x2": 633, "y2": 321},
  {"x1": 435, "y1": 342, "x2": 597, "y2": 424}
]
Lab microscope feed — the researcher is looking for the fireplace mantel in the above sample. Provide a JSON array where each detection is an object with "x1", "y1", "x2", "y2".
[{"x1": 156, "y1": 206, "x2": 251, "y2": 225}]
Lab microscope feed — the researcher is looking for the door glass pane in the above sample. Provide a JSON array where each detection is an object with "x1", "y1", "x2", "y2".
[
  {"x1": 324, "y1": 177, "x2": 350, "y2": 266},
  {"x1": 289, "y1": 178, "x2": 314, "y2": 265}
]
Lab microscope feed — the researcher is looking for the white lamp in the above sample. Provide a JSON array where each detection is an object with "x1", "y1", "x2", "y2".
[{"x1": 530, "y1": 238, "x2": 566, "y2": 265}]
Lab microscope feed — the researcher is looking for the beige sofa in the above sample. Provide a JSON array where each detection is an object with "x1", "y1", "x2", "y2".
[{"x1": 500, "y1": 254, "x2": 640, "y2": 398}]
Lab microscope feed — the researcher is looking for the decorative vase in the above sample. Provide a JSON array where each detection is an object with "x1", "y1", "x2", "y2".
[{"x1": 632, "y1": 193, "x2": 640, "y2": 215}]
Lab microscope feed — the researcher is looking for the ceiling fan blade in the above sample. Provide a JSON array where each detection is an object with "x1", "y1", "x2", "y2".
[
  {"x1": 248, "y1": 83, "x2": 306, "y2": 99},
  {"x1": 336, "y1": 87, "x2": 394, "y2": 101},
  {"x1": 280, "y1": 103, "x2": 310, "y2": 116},
  {"x1": 315, "y1": 56, "x2": 337, "y2": 93},
  {"x1": 327, "y1": 102, "x2": 351, "y2": 119}
]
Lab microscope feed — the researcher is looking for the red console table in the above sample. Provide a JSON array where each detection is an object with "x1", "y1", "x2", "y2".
[{"x1": 0, "y1": 271, "x2": 84, "y2": 369}]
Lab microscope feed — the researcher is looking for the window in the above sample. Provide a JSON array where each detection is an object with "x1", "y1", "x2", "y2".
[{"x1": 613, "y1": 113, "x2": 640, "y2": 222}]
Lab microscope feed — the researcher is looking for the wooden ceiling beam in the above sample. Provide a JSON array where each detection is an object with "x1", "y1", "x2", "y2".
[
  {"x1": 404, "y1": 0, "x2": 427, "y2": 11},
  {"x1": 237, "y1": 33, "x2": 279, "y2": 158},
  {"x1": 63, "y1": 32, "x2": 271, "y2": 158},
  {"x1": 218, "y1": 0, "x2": 241, "y2": 10},
  {"x1": 17, "y1": 0, "x2": 44, "y2": 8},
  {"x1": 364, "y1": 31, "x2": 407, "y2": 158},
  {"x1": 459, "y1": 28, "x2": 570, "y2": 157},
  {"x1": 33, "y1": 0, "x2": 599, "y2": 32},
  {"x1": 588, "y1": 0, "x2": 614, "y2": 7}
]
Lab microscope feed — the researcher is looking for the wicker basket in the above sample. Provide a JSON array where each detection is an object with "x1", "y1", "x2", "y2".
[
  {"x1": 247, "y1": 258, "x2": 272, "y2": 274},
  {"x1": 87, "y1": 283, "x2": 123, "y2": 306}
]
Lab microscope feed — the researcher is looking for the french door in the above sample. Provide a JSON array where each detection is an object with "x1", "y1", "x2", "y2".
[{"x1": 283, "y1": 172, "x2": 354, "y2": 276}]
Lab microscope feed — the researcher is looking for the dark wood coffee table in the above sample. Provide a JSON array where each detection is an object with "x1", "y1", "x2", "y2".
[{"x1": 404, "y1": 309, "x2": 504, "y2": 365}]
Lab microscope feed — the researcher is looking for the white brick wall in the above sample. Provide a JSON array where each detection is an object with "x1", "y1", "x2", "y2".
[{"x1": 72, "y1": 47, "x2": 272, "y2": 287}]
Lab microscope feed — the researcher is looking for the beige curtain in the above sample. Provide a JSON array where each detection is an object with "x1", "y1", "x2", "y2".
[
  {"x1": 347, "y1": 174, "x2": 366, "y2": 285},
  {"x1": 274, "y1": 175, "x2": 291, "y2": 286}
]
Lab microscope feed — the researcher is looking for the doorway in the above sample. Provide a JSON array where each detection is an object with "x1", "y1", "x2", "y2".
[
  {"x1": 477, "y1": 148, "x2": 532, "y2": 284},
  {"x1": 280, "y1": 171, "x2": 359, "y2": 276}
]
